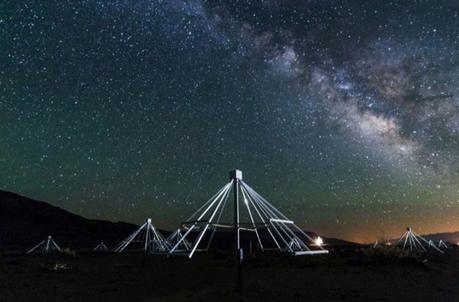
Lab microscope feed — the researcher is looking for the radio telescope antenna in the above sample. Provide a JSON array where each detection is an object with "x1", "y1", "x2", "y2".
[
  {"x1": 438, "y1": 240, "x2": 448, "y2": 249},
  {"x1": 27, "y1": 235, "x2": 62, "y2": 255},
  {"x1": 93, "y1": 241, "x2": 109, "y2": 252},
  {"x1": 114, "y1": 218, "x2": 169, "y2": 253},
  {"x1": 169, "y1": 169, "x2": 328, "y2": 258},
  {"x1": 397, "y1": 227, "x2": 443, "y2": 253}
]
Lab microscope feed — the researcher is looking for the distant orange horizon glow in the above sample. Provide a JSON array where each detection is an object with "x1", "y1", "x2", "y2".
[{"x1": 323, "y1": 224, "x2": 459, "y2": 244}]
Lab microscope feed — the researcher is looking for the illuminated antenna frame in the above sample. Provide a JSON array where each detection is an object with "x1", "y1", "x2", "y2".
[
  {"x1": 438, "y1": 240, "x2": 448, "y2": 249},
  {"x1": 165, "y1": 229, "x2": 192, "y2": 252},
  {"x1": 397, "y1": 227, "x2": 443, "y2": 253},
  {"x1": 114, "y1": 218, "x2": 169, "y2": 253},
  {"x1": 169, "y1": 170, "x2": 329, "y2": 258},
  {"x1": 93, "y1": 241, "x2": 109, "y2": 252},
  {"x1": 27, "y1": 235, "x2": 62, "y2": 255}
]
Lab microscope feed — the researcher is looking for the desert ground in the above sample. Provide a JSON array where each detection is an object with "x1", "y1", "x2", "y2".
[{"x1": 1, "y1": 248, "x2": 459, "y2": 302}]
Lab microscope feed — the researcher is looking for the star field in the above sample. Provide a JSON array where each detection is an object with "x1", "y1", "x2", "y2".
[{"x1": 2, "y1": 0, "x2": 459, "y2": 242}]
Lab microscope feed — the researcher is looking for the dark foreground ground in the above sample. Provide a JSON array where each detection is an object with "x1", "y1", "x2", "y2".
[{"x1": 1, "y1": 248, "x2": 459, "y2": 302}]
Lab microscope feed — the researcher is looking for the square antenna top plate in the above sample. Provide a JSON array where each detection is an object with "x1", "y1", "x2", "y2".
[{"x1": 229, "y1": 169, "x2": 243, "y2": 180}]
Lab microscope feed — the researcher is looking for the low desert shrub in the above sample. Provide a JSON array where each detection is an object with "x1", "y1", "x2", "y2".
[{"x1": 60, "y1": 248, "x2": 77, "y2": 257}]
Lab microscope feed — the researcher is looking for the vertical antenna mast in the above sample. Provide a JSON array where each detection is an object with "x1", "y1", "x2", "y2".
[{"x1": 230, "y1": 169, "x2": 243, "y2": 292}]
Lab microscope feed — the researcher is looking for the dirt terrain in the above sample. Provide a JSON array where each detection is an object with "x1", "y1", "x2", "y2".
[{"x1": 1, "y1": 249, "x2": 459, "y2": 302}]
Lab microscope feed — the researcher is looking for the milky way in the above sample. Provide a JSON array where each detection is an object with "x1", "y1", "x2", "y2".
[{"x1": 2, "y1": 0, "x2": 459, "y2": 241}]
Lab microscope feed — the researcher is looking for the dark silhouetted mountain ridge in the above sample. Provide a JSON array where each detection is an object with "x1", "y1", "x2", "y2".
[{"x1": 0, "y1": 190, "x2": 138, "y2": 250}]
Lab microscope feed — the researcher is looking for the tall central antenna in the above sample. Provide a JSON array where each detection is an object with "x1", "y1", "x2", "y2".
[
  {"x1": 168, "y1": 169, "x2": 328, "y2": 258},
  {"x1": 229, "y1": 169, "x2": 243, "y2": 292}
]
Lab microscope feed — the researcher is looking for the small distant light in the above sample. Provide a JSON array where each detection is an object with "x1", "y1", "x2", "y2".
[
  {"x1": 386, "y1": 242, "x2": 392, "y2": 246},
  {"x1": 314, "y1": 237, "x2": 323, "y2": 247}
]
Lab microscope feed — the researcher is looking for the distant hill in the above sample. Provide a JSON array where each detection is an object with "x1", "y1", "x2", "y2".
[
  {"x1": 423, "y1": 231, "x2": 459, "y2": 245},
  {"x1": 319, "y1": 235, "x2": 357, "y2": 248},
  {"x1": 0, "y1": 190, "x2": 138, "y2": 250}
]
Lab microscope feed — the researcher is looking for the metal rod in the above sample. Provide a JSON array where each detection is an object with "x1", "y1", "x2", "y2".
[
  {"x1": 240, "y1": 186, "x2": 264, "y2": 250},
  {"x1": 269, "y1": 218, "x2": 294, "y2": 224},
  {"x1": 144, "y1": 220, "x2": 150, "y2": 252},
  {"x1": 27, "y1": 240, "x2": 45, "y2": 254},
  {"x1": 169, "y1": 182, "x2": 232, "y2": 254},
  {"x1": 402, "y1": 232, "x2": 409, "y2": 250},
  {"x1": 206, "y1": 185, "x2": 231, "y2": 249},
  {"x1": 188, "y1": 184, "x2": 232, "y2": 258},
  {"x1": 233, "y1": 173, "x2": 242, "y2": 293},
  {"x1": 242, "y1": 185, "x2": 282, "y2": 250},
  {"x1": 243, "y1": 182, "x2": 316, "y2": 250},
  {"x1": 249, "y1": 191, "x2": 293, "y2": 252}
]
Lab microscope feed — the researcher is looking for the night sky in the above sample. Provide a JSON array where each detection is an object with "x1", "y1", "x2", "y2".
[{"x1": 2, "y1": 0, "x2": 459, "y2": 242}]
